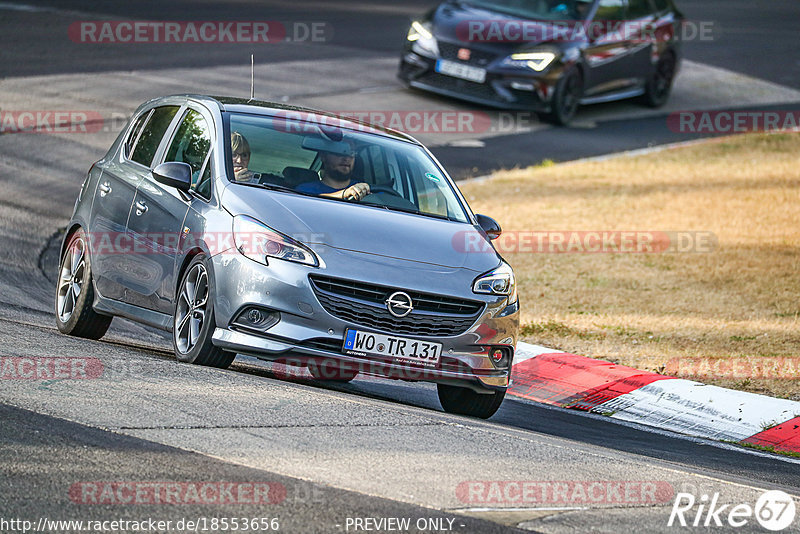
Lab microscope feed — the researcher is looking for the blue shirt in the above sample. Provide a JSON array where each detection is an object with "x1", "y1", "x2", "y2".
[{"x1": 296, "y1": 179, "x2": 359, "y2": 195}]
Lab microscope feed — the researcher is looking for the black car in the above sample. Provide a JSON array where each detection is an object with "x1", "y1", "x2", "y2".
[{"x1": 398, "y1": 0, "x2": 683, "y2": 124}]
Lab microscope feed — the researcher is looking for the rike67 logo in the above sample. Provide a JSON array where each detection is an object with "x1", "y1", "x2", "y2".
[{"x1": 668, "y1": 490, "x2": 797, "y2": 531}]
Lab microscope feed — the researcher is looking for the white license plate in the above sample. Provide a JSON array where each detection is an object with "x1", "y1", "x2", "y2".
[
  {"x1": 435, "y1": 59, "x2": 487, "y2": 83},
  {"x1": 343, "y1": 329, "x2": 442, "y2": 368}
]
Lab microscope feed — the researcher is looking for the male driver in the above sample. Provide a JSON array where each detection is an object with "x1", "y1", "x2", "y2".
[{"x1": 296, "y1": 141, "x2": 370, "y2": 201}]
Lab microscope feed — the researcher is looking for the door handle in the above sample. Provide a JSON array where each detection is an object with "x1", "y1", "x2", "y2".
[
  {"x1": 99, "y1": 182, "x2": 111, "y2": 197},
  {"x1": 135, "y1": 201, "x2": 148, "y2": 216}
]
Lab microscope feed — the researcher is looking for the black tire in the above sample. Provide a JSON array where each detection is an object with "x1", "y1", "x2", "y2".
[
  {"x1": 437, "y1": 384, "x2": 506, "y2": 419},
  {"x1": 541, "y1": 67, "x2": 583, "y2": 126},
  {"x1": 55, "y1": 228, "x2": 112, "y2": 339},
  {"x1": 308, "y1": 360, "x2": 358, "y2": 383},
  {"x1": 641, "y1": 52, "x2": 676, "y2": 108},
  {"x1": 173, "y1": 255, "x2": 234, "y2": 369}
]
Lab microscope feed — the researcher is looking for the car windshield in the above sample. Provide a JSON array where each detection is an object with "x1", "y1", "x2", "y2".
[
  {"x1": 463, "y1": 0, "x2": 592, "y2": 21},
  {"x1": 225, "y1": 111, "x2": 471, "y2": 223}
]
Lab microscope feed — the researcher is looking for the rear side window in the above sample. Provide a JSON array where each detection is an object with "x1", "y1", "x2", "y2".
[
  {"x1": 124, "y1": 111, "x2": 150, "y2": 159},
  {"x1": 130, "y1": 106, "x2": 180, "y2": 167}
]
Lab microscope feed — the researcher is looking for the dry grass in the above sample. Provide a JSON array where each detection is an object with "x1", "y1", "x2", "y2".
[{"x1": 460, "y1": 132, "x2": 800, "y2": 400}]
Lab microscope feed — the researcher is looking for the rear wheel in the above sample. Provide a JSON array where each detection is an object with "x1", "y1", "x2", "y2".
[
  {"x1": 641, "y1": 52, "x2": 676, "y2": 108},
  {"x1": 55, "y1": 228, "x2": 112, "y2": 339},
  {"x1": 437, "y1": 384, "x2": 506, "y2": 419},
  {"x1": 173, "y1": 255, "x2": 234, "y2": 369},
  {"x1": 541, "y1": 67, "x2": 583, "y2": 126}
]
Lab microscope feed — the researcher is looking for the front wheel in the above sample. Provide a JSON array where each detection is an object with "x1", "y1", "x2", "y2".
[
  {"x1": 55, "y1": 228, "x2": 112, "y2": 339},
  {"x1": 173, "y1": 255, "x2": 234, "y2": 369},
  {"x1": 437, "y1": 384, "x2": 506, "y2": 419},
  {"x1": 641, "y1": 53, "x2": 676, "y2": 108},
  {"x1": 541, "y1": 67, "x2": 583, "y2": 126}
]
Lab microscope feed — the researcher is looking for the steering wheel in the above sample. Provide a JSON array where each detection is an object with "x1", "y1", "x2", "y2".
[{"x1": 367, "y1": 185, "x2": 402, "y2": 198}]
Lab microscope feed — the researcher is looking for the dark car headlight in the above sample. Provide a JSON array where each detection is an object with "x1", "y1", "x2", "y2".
[
  {"x1": 473, "y1": 262, "x2": 517, "y2": 304},
  {"x1": 501, "y1": 50, "x2": 558, "y2": 72},
  {"x1": 233, "y1": 215, "x2": 319, "y2": 267},
  {"x1": 407, "y1": 20, "x2": 439, "y2": 58}
]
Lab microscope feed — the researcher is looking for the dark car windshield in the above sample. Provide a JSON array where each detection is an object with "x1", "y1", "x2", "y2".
[
  {"x1": 463, "y1": 0, "x2": 593, "y2": 21},
  {"x1": 224, "y1": 112, "x2": 471, "y2": 223}
]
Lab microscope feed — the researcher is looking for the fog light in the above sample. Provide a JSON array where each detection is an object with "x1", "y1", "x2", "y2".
[
  {"x1": 489, "y1": 347, "x2": 512, "y2": 369},
  {"x1": 232, "y1": 306, "x2": 280, "y2": 333}
]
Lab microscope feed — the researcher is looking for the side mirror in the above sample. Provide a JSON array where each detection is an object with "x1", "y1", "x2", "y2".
[
  {"x1": 153, "y1": 162, "x2": 192, "y2": 192},
  {"x1": 476, "y1": 214, "x2": 502, "y2": 240}
]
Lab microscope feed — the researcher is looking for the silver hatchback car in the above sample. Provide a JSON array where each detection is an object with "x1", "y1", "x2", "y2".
[{"x1": 55, "y1": 95, "x2": 519, "y2": 418}]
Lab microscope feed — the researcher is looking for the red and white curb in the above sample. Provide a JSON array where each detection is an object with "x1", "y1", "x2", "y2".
[{"x1": 511, "y1": 342, "x2": 800, "y2": 455}]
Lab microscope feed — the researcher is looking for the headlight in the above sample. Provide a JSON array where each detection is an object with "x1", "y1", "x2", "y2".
[
  {"x1": 233, "y1": 215, "x2": 318, "y2": 267},
  {"x1": 501, "y1": 51, "x2": 557, "y2": 72},
  {"x1": 407, "y1": 20, "x2": 439, "y2": 58},
  {"x1": 473, "y1": 262, "x2": 517, "y2": 303}
]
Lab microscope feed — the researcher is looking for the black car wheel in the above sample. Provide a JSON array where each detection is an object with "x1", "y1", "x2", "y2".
[
  {"x1": 641, "y1": 52, "x2": 676, "y2": 108},
  {"x1": 542, "y1": 67, "x2": 583, "y2": 126},
  {"x1": 55, "y1": 228, "x2": 112, "y2": 339},
  {"x1": 173, "y1": 255, "x2": 234, "y2": 369},
  {"x1": 437, "y1": 384, "x2": 506, "y2": 419}
]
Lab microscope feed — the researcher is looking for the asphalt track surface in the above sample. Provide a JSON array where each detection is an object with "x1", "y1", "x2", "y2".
[{"x1": 1, "y1": 1, "x2": 800, "y2": 533}]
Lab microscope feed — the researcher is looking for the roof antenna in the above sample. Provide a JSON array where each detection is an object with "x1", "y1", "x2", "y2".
[{"x1": 249, "y1": 54, "x2": 255, "y2": 100}]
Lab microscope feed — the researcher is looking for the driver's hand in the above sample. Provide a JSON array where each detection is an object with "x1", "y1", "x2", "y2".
[{"x1": 343, "y1": 183, "x2": 370, "y2": 201}]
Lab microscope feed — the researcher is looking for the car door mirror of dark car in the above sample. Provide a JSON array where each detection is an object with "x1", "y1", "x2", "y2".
[
  {"x1": 153, "y1": 162, "x2": 192, "y2": 192},
  {"x1": 476, "y1": 214, "x2": 502, "y2": 240}
]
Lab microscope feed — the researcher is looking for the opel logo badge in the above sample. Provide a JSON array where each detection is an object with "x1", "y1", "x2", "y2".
[{"x1": 385, "y1": 291, "x2": 414, "y2": 318}]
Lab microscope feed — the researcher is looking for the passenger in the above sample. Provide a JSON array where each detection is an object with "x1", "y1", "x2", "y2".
[
  {"x1": 231, "y1": 131, "x2": 257, "y2": 182},
  {"x1": 296, "y1": 141, "x2": 371, "y2": 201}
]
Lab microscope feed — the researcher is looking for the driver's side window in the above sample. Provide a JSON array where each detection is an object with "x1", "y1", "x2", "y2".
[{"x1": 164, "y1": 109, "x2": 212, "y2": 198}]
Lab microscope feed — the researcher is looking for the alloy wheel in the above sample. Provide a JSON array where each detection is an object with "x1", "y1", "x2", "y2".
[
  {"x1": 57, "y1": 236, "x2": 85, "y2": 323},
  {"x1": 175, "y1": 263, "x2": 209, "y2": 354}
]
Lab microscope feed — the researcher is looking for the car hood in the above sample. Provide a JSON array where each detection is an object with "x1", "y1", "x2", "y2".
[
  {"x1": 431, "y1": 0, "x2": 569, "y2": 50},
  {"x1": 221, "y1": 187, "x2": 501, "y2": 272}
]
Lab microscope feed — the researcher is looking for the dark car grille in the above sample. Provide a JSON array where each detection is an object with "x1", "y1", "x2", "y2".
[
  {"x1": 418, "y1": 72, "x2": 502, "y2": 103},
  {"x1": 309, "y1": 275, "x2": 484, "y2": 337},
  {"x1": 438, "y1": 42, "x2": 498, "y2": 67}
]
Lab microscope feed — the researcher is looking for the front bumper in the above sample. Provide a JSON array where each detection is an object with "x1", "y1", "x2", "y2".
[
  {"x1": 209, "y1": 250, "x2": 519, "y2": 393},
  {"x1": 399, "y1": 51, "x2": 559, "y2": 111},
  {"x1": 212, "y1": 328, "x2": 512, "y2": 393}
]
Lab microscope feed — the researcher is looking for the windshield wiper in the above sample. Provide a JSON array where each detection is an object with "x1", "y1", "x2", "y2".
[
  {"x1": 254, "y1": 182, "x2": 303, "y2": 194},
  {"x1": 360, "y1": 201, "x2": 460, "y2": 222}
]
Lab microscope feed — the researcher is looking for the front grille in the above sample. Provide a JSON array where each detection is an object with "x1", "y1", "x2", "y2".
[
  {"x1": 309, "y1": 275, "x2": 484, "y2": 337},
  {"x1": 438, "y1": 42, "x2": 498, "y2": 67},
  {"x1": 418, "y1": 72, "x2": 503, "y2": 103}
]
